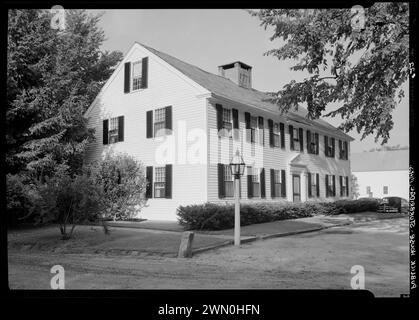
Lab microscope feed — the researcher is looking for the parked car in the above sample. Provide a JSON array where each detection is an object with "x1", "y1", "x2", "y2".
[{"x1": 377, "y1": 197, "x2": 409, "y2": 214}]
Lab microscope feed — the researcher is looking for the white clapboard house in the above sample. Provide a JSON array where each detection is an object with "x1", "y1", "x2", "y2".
[{"x1": 84, "y1": 42, "x2": 354, "y2": 220}]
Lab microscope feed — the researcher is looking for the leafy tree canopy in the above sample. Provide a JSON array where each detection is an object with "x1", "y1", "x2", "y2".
[
  {"x1": 249, "y1": 3, "x2": 409, "y2": 144},
  {"x1": 7, "y1": 9, "x2": 123, "y2": 176}
]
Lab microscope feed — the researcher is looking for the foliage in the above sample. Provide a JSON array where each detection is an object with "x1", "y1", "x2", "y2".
[
  {"x1": 177, "y1": 198, "x2": 380, "y2": 230},
  {"x1": 90, "y1": 153, "x2": 148, "y2": 221},
  {"x1": 33, "y1": 165, "x2": 104, "y2": 240},
  {"x1": 350, "y1": 174, "x2": 360, "y2": 199},
  {"x1": 249, "y1": 4, "x2": 409, "y2": 144},
  {"x1": 7, "y1": 9, "x2": 123, "y2": 177}
]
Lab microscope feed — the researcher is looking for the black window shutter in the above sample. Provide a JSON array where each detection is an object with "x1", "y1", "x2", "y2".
[
  {"x1": 165, "y1": 164, "x2": 172, "y2": 199},
  {"x1": 258, "y1": 116, "x2": 264, "y2": 145},
  {"x1": 118, "y1": 116, "x2": 124, "y2": 142},
  {"x1": 280, "y1": 122, "x2": 285, "y2": 149},
  {"x1": 260, "y1": 168, "x2": 266, "y2": 198},
  {"x1": 316, "y1": 173, "x2": 320, "y2": 197},
  {"x1": 315, "y1": 133, "x2": 319, "y2": 154},
  {"x1": 339, "y1": 176, "x2": 343, "y2": 196},
  {"x1": 245, "y1": 112, "x2": 251, "y2": 142},
  {"x1": 308, "y1": 173, "x2": 312, "y2": 197},
  {"x1": 324, "y1": 136, "x2": 328, "y2": 156},
  {"x1": 331, "y1": 138, "x2": 335, "y2": 157},
  {"x1": 141, "y1": 57, "x2": 148, "y2": 89},
  {"x1": 307, "y1": 130, "x2": 311, "y2": 152},
  {"x1": 216, "y1": 104, "x2": 223, "y2": 133},
  {"x1": 325, "y1": 174, "x2": 329, "y2": 197},
  {"x1": 299, "y1": 128, "x2": 304, "y2": 152},
  {"x1": 346, "y1": 176, "x2": 349, "y2": 196},
  {"x1": 232, "y1": 108, "x2": 239, "y2": 140},
  {"x1": 247, "y1": 170, "x2": 253, "y2": 198},
  {"x1": 332, "y1": 175, "x2": 336, "y2": 196},
  {"x1": 270, "y1": 169, "x2": 275, "y2": 198},
  {"x1": 103, "y1": 119, "x2": 109, "y2": 145},
  {"x1": 344, "y1": 141, "x2": 348, "y2": 159},
  {"x1": 124, "y1": 62, "x2": 131, "y2": 93},
  {"x1": 338, "y1": 140, "x2": 342, "y2": 159},
  {"x1": 146, "y1": 110, "x2": 153, "y2": 138},
  {"x1": 146, "y1": 166, "x2": 153, "y2": 198},
  {"x1": 281, "y1": 170, "x2": 286, "y2": 197},
  {"x1": 289, "y1": 125, "x2": 294, "y2": 150},
  {"x1": 218, "y1": 163, "x2": 225, "y2": 198},
  {"x1": 165, "y1": 106, "x2": 172, "y2": 134},
  {"x1": 268, "y1": 119, "x2": 274, "y2": 147}
]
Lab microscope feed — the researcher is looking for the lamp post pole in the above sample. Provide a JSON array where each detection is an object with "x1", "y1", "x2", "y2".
[{"x1": 234, "y1": 175, "x2": 240, "y2": 246}]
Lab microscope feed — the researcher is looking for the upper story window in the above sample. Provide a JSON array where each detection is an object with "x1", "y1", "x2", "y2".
[
  {"x1": 222, "y1": 108, "x2": 233, "y2": 137},
  {"x1": 339, "y1": 140, "x2": 349, "y2": 160},
  {"x1": 307, "y1": 131, "x2": 318, "y2": 154},
  {"x1": 293, "y1": 127, "x2": 300, "y2": 151},
  {"x1": 124, "y1": 57, "x2": 148, "y2": 93},
  {"x1": 146, "y1": 106, "x2": 172, "y2": 139},
  {"x1": 250, "y1": 116, "x2": 258, "y2": 143},
  {"x1": 273, "y1": 123, "x2": 280, "y2": 147},
  {"x1": 132, "y1": 61, "x2": 143, "y2": 91},
  {"x1": 103, "y1": 116, "x2": 124, "y2": 145},
  {"x1": 324, "y1": 136, "x2": 335, "y2": 158}
]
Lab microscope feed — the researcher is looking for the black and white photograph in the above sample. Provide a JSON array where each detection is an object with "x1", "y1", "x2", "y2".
[{"x1": 3, "y1": 2, "x2": 417, "y2": 310}]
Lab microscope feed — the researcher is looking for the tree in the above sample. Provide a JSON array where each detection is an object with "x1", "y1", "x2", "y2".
[
  {"x1": 7, "y1": 9, "x2": 123, "y2": 177},
  {"x1": 351, "y1": 174, "x2": 360, "y2": 199},
  {"x1": 249, "y1": 4, "x2": 409, "y2": 144}
]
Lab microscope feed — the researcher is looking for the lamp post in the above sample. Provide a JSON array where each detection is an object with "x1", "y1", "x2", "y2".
[{"x1": 230, "y1": 150, "x2": 246, "y2": 246}]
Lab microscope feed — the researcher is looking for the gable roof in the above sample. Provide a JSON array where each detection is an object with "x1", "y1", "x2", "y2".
[
  {"x1": 139, "y1": 42, "x2": 354, "y2": 141},
  {"x1": 351, "y1": 150, "x2": 409, "y2": 172}
]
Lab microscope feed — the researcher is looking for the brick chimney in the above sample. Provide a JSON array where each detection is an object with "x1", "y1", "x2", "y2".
[{"x1": 218, "y1": 61, "x2": 252, "y2": 89}]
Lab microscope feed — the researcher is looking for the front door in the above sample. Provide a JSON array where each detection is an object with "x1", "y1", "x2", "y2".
[{"x1": 293, "y1": 174, "x2": 301, "y2": 202}]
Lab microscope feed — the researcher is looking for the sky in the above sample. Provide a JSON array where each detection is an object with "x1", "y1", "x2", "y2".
[{"x1": 88, "y1": 9, "x2": 410, "y2": 154}]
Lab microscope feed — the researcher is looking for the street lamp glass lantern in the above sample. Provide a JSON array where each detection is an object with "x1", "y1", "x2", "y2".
[{"x1": 230, "y1": 151, "x2": 246, "y2": 177}]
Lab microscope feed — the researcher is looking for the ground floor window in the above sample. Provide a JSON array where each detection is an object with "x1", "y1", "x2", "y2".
[
  {"x1": 308, "y1": 172, "x2": 318, "y2": 197},
  {"x1": 383, "y1": 186, "x2": 388, "y2": 195},
  {"x1": 224, "y1": 165, "x2": 234, "y2": 197},
  {"x1": 154, "y1": 167, "x2": 166, "y2": 198}
]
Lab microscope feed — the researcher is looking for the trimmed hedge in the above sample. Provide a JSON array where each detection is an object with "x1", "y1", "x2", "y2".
[{"x1": 177, "y1": 198, "x2": 380, "y2": 230}]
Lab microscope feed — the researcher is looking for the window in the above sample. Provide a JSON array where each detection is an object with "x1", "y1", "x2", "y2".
[
  {"x1": 109, "y1": 117, "x2": 119, "y2": 144},
  {"x1": 273, "y1": 123, "x2": 280, "y2": 147},
  {"x1": 222, "y1": 108, "x2": 233, "y2": 137},
  {"x1": 293, "y1": 127, "x2": 300, "y2": 151},
  {"x1": 366, "y1": 186, "x2": 371, "y2": 196},
  {"x1": 273, "y1": 170, "x2": 282, "y2": 197},
  {"x1": 224, "y1": 165, "x2": 234, "y2": 197},
  {"x1": 154, "y1": 107, "x2": 166, "y2": 137},
  {"x1": 325, "y1": 136, "x2": 335, "y2": 157},
  {"x1": 308, "y1": 132, "x2": 317, "y2": 154},
  {"x1": 248, "y1": 167, "x2": 260, "y2": 197},
  {"x1": 383, "y1": 186, "x2": 388, "y2": 195},
  {"x1": 250, "y1": 116, "x2": 258, "y2": 143},
  {"x1": 341, "y1": 176, "x2": 347, "y2": 197},
  {"x1": 339, "y1": 140, "x2": 348, "y2": 160},
  {"x1": 132, "y1": 61, "x2": 143, "y2": 91},
  {"x1": 310, "y1": 173, "x2": 317, "y2": 197},
  {"x1": 154, "y1": 167, "x2": 166, "y2": 198},
  {"x1": 327, "y1": 174, "x2": 334, "y2": 197}
]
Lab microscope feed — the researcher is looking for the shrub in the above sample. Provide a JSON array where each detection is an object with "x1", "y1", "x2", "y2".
[
  {"x1": 6, "y1": 173, "x2": 37, "y2": 226},
  {"x1": 177, "y1": 198, "x2": 381, "y2": 230},
  {"x1": 90, "y1": 153, "x2": 148, "y2": 221},
  {"x1": 33, "y1": 165, "x2": 104, "y2": 239}
]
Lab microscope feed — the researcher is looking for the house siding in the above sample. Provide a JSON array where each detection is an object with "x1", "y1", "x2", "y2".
[
  {"x1": 85, "y1": 44, "x2": 209, "y2": 220},
  {"x1": 207, "y1": 98, "x2": 351, "y2": 204}
]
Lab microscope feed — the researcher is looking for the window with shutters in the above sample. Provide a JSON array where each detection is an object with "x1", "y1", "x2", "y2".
[
  {"x1": 154, "y1": 167, "x2": 166, "y2": 198},
  {"x1": 250, "y1": 116, "x2": 258, "y2": 143},
  {"x1": 341, "y1": 176, "x2": 347, "y2": 197},
  {"x1": 109, "y1": 117, "x2": 119, "y2": 144},
  {"x1": 325, "y1": 136, "x2": 334, "y2": 157},
  {"x1": 327, "y1": 174, "x2": 334, "y2": 196},
  {"x1": 224, "y1": 165, "x2": 234, "y2": 197},
  {"x1": 383, "y1": 186, "x2": 388, "y2": 195},
  {"x1": 273, "y1": 123, "x2": 280, "y2": 147},
  {"x1": 308, "y1": 132, "x2": 317, "y2": 154},
  {"x1": 339, "y1": 140, "x2": 348, "y2": 160},
  {"x1": 154, "y1": 107, "x2": 166, "y2": 137},
  {"x1": 132, "y1": 60, "x2": 143, "y2": 91},
  {"x1": 310, "y1": 173, "x2": 317, "y2": 197},
  {"x1": 273, "y1": 169, "x2": 282, "y2": 197},
  {"x1": 222, "y1": 108, "x2": 233, "y2": 137},
  {"x1": 251, "y1": 167, "x2": 260, "y2": 197}
]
